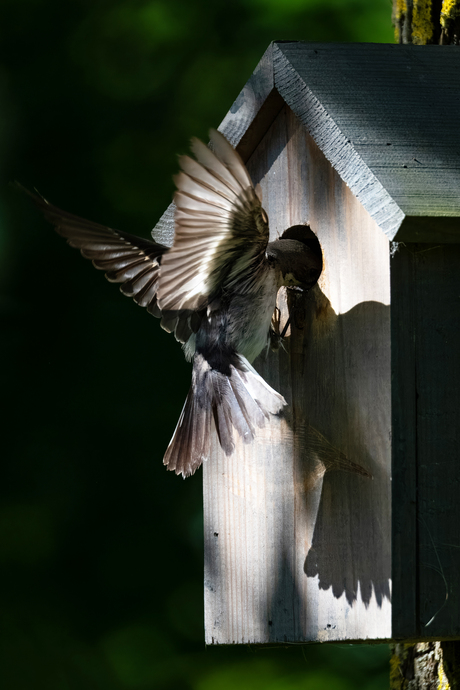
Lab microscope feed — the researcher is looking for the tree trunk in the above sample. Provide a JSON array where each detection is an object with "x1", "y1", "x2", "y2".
[
  {"x1": 390, "y1": 642, "x2": 460, "y2": 689},
  {"x1": 392, "y1": 0, "x2": 460, "y2": 44}
]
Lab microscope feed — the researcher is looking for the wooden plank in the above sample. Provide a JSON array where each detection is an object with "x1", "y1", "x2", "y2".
[
  {"x1": 203, "y1": 105, "x2": 392, "y2": 644},
  {"x1": 392, "y1": 242, "x2": 460, "y2": 641},
  {"x1": 414, "y1": 244, "x2": 460, "y2": 638},
  {"x1": 391, "y1": 244, "x2": 419, "y2": 639},
  {"x1": 273, "y1": 42, "x2": 460, "y2": 240}
]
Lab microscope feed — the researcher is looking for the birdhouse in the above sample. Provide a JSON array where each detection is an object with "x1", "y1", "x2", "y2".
[{"x1": 153, "y1": 42, "x2": 460, "y2": 644}]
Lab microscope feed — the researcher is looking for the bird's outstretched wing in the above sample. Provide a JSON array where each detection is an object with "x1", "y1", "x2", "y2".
[
  {"x1": 23, "y1": 188, "x2": 207, "y2": 344},
  {"x1": 20, "y1": 186, "x2": 167, "y2": 316},
  {"x1": 157, "y1": 129, "x2": 269, "y2": 312}
]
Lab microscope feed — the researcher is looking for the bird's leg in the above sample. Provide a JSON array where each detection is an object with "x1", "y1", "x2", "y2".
[
  {"x1": 280, "y1": 315, "x2": 291, "y2": 339},
  {"x1": 270, "y1": 284, "x2": 310, "y2": 351},
  {"x1": 269, "y1": 306, "x2": 290, "y2": 352},
  {"x1": 269, "y1": 306, "x2": 281, "y2": 351}
]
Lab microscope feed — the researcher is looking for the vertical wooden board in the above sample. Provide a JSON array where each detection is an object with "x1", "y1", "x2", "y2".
[
  {"x1": 203, "y1": 419, "x2": 297, "y2": 644},
  {"x1": 203, "y1": 105, "x2": 391, "y2": 644},
  {"x1": 390, "y1": 245, "x2": 418, "y2": 639},
  {"x1": 414, "y1": 245, "x2": 460, "y2": 637}
]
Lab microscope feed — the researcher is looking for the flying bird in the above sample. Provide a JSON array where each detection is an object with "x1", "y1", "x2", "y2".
[{"x1": 24, "y1": 130, "x2": 322, "y2": 477}]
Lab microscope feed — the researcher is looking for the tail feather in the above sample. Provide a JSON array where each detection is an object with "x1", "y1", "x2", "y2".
[
  {"x1": 237, "y1": 358, "x2": 287, "y2": 415},
  {"x1": 228, "y1": 370, "x2": 267, "y2": 431},
  {"x1": 163, "y1": 353, "x2": 287, "y2": 478}
]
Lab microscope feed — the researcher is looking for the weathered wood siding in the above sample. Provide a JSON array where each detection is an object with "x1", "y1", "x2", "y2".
[
  {"x1": 392, "y1": 243, "x2": 460, "y2": 640},
  {"x1": 203, "y1": 105, "x2": 391, "y2": 644}
]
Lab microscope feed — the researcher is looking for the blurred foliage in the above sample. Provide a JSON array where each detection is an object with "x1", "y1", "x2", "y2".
[{"x1": 1, "y1": 1, "x2": 393, "y2": 688}]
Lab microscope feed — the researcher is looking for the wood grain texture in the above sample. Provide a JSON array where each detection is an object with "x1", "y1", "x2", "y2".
[
  {"x1": 273, "y1": 42, "x2": 460, "y2": 242},
  {"x1": 203, "y1": 106, "x2": 392, "y2": 644}
]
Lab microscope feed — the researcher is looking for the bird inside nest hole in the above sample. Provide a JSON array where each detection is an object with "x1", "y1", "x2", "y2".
[{"x1": 270, "y1": 224, "x2": 323, "y2": 345}]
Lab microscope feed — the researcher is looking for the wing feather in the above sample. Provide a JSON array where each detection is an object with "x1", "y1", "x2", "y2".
[
  {"x1": 173, "y1": 173, "x2": 235, "y2": 211},
  {"x1": 178, "y1": 155, "x2": 238, "y2": 201},
  {"x1": 20, "y1": 186, "x2": 201, "y2": 343},
  {"x1": 157, "y1": 129, "x2": 269, "y2": 313},
  {"x1": 21, "y1": 186, "x2": 167, "y2": 314},
  {"x1": 190, "y1": 137, "x2": 242, "y2": 192}
]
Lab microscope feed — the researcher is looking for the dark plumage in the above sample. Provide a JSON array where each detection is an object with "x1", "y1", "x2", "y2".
[{"x1": 23, "y1": 130, "x2": 321, "y2": 477}]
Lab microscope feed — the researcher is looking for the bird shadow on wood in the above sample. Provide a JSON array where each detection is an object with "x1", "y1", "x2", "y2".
[
  {"x1": 262, "y1": 284, "x2": 392, "y2": 610},
  {"x1": 303, "y1": 469, "x2": 391, "y2": 608}
]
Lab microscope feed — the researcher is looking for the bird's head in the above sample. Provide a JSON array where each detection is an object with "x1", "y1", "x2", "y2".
[{"x1": 266, "y1": 237, "x2": 322, "y2": 290}]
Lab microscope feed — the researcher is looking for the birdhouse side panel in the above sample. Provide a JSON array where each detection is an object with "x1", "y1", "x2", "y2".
[
  {"x1": 390, "y1": 245, "x2": 418, "y2": 640},
  {"x1": 415, "y1": 243, "x2": 460, "y2": 638},
  {"x1": 392, "y1": 243, "x2": 460, "y2": 640}
]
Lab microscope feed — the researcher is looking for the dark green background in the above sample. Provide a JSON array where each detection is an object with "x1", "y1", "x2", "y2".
[{"x1": 1, "y1": 1, "x2": 393, "y2": 688}]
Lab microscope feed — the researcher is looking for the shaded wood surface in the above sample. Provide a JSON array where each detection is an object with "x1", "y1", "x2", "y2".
[
  {"x1": 203, "y1": 106, "x2": 391, "y2": 644},
  {"x1": 392, "y1": 243, "x2": 460, "y2": 640},
  {"x1": 415, "y1": 243, "x2": 460, "y2": 637},
  {"x1": 391, "y1": 245, "x2": 418, "y2": 640}
]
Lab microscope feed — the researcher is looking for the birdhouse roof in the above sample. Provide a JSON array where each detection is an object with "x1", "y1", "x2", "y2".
[{"x1": 153, "y1": 42, "x2": 460, "y2": 246}]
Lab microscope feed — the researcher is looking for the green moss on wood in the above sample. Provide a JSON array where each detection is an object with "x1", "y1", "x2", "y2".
[
  {"x1": 441, "y1": 0, "x2": 460, "y2": 23},
  {"x1": 440, "y1": 0, "x2": 460, "y2": 42},
  {"x1": 393, "y1": 0, "x2": 460, "y2": 42},
  {"x1": 393, "y1": 0, "x2": 408, "y2": 43},
  {"x1": 412, "y1": 0, "x2": 434, "y2": 44}
]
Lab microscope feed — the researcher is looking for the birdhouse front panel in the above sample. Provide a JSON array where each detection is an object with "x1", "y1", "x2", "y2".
[{"x1": 203, "y1": 104, "x2": 391, "y2": 644}]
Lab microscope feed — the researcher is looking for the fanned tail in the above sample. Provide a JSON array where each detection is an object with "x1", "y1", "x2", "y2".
[{"x1": 163, "y1": 353, "x2": 287, "y2": 478}]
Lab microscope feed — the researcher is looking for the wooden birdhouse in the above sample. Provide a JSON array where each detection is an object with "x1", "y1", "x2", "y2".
[{"x1": 153, "y1": 42, "x2": 460, "y2": 644}]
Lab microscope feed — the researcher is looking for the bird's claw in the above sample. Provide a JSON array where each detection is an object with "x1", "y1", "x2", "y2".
[{"x1": 269, "y1": 310, "x2": 291, "y2": 352}]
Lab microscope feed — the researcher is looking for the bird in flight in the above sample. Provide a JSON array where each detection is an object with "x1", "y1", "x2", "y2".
[{"x1": 24, "y1": 130, "x2": 321, "y2": 477}]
